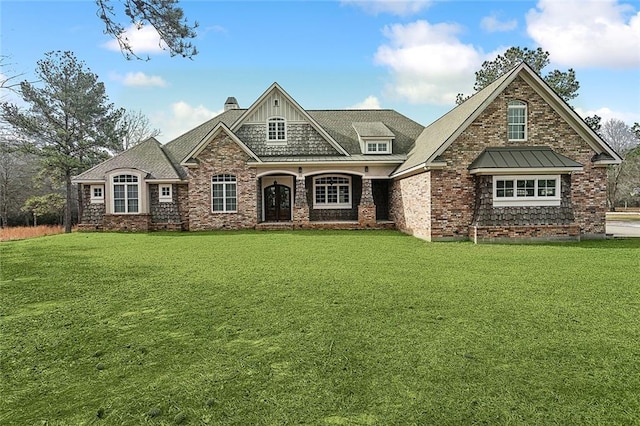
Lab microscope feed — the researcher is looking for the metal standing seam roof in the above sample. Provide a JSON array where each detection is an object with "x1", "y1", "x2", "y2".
[{"x1": 468, "y1": 146, "x2": 584, "y2": 172}]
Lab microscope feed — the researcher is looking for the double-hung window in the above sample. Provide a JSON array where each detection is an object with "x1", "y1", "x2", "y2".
[
  {"x1": 508, "y1": 100, "x2": 527, "y2": 141},
  {"x1": 212, "y1": 174, "x2": 237, "y2": 212},
  {"x1": 113, "y1": 174, "x2": 139, "y2": 213},
  {"x1": 493, "y1": 175, "x2": 560, "y2": 206},
  {"x1": 314, "y1": 175, "x2": 351, "y2": 209},
  {"x1": 267, "y1": 117, "x2": 286, "y2": 142}
]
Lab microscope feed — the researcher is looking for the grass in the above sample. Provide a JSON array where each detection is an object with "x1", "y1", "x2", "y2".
[
  {"x1": 1, "y1": 230, "x2": 639, "y2": 425},
  {"x1": 0, "y1": 225, "x2": 65, "y2": 241}
]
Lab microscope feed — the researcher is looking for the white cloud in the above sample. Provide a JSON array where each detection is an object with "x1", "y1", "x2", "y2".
[
  {"x1": 526, "y1": 0, "x2": 640, "y2": 68},
  {"x1": 575, "y1": 106, "x2": 640, "y2": 127},
  {"x1": 152, "y1": 101, "x2": 222, "y2": 143},
  {"x1": 480, "y1": 13, "x2": 517, "y2": 32},
  {"x1": 374, "y1": 20, "x2": 484, "y2": 104},
  {"x1": 112, "y1": 72, "x2": 168, "y2": 88},
  {"x1": 102, "y1": 23, "x2": 168, "y2": 54},
  {"x1": 341, "y1": 0, "x2": 432, "y2": 16},
  {"x1": 348, "y1": 96, "x2": 382, "y2": 109}
]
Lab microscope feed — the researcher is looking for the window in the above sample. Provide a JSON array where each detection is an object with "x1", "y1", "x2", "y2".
[
  {"x1": 508, "y1": 100, "x2": 527, "y2": 141},
  {"x1": 212, "y1": 174, "x2": 237, "y2": 212},
  {"x1": 366, "y1": 141, "x2": 391, "y2": 154},
  {"x1": 159, "y1": 184, "x2": 172, "y2": 202},
  {"x1": 267, "y1": 117, "x2": 286, "y2": 142},
  {"x1": 493, "y1": 175, "x2": 560, "y2": 206},
  {"x1": 113, "y1": 174, "x2": 139, "y2": 213},
  {"x1": 90, "y1": 185, "x2": 104, "y2": 203},
  {"x1": 314, "y1": 175, "x2": 351, "y2": 208}
]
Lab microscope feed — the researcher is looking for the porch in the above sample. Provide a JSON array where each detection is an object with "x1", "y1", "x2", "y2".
[{"x1": 257, "y1": 173, "x2": 392, "y2": 229}]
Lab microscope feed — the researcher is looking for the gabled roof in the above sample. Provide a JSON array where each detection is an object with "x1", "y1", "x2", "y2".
[
  {"x1": 468, "y1": 146, "x2": 584, "y2": 175},
  {"x1": 230, "y1": 82, "x2": 349, "y2": 156},
  {"x1": 73, "y1": 137, "x2": 181, "y2": 182},
  {"x1": 163, "y1": 109, "x2": 244, "y2": 179},
  {"x1": 393, "y1": 62, "x2": 622, "y2": 178},
  {"x1": 181, "y1": 122, "x2": 261, "y2": 166}
]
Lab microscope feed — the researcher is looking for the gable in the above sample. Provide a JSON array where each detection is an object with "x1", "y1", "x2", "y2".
[
  {"x1": 393, "y1": 63, "x2": 621, "y2": 178},
  {"x1": 243, "y1": 87, "x2": 307, "y2": 123},
  {"x1": 231, "y1": 82, "x2": 348, "y2": 156}
]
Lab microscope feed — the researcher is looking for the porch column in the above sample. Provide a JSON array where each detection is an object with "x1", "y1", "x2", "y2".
[
  {"x1": 358, "y1": 178, "x2": 376, "y2": 227},
  {"x1": 293, "y1": 175, "x2": 309, "y2": 228}
]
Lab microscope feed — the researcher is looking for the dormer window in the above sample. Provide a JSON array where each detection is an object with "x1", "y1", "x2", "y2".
[
  {"x1": 352, "y1": 122, "x2": 395, "y2": 155},
  {"x1": 366, "y1": 141, "x2": 391, "y2": 154},
  {"x1": 267, "y1": 117, "x2": 286, "y2": 143},
  {"x1": 508, "y1": 100, "x2": 527, "y2": 141}
]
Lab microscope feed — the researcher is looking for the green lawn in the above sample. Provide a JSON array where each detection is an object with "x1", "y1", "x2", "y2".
[{"x1": 1, "y1": 231, "x2": 639, "y2": 425}]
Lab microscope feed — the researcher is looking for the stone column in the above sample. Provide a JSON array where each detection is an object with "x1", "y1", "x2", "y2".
[
  {"x1": 358, "y1": 178, "x2": 376, "y2": 227},
  {"x1": 293, "y1": 175, "x2": 309, "y2": 228}
]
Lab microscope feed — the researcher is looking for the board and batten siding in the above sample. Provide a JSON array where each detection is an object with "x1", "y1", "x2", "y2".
[{"x1": 245, "y1": 89, "x2": 307, "y2": 123}]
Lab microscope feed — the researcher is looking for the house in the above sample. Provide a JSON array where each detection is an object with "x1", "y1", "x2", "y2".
[{"x1": 73, "y1": 63, "x2": 621, "y2": 243}]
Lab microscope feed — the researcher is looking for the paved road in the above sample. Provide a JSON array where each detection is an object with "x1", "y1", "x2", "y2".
[{"x1": 606, "y1": 221, "x2": 640, "y2": 237}]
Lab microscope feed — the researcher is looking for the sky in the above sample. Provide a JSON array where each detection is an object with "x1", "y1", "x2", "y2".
[{"x1": 1, "y1": 0, "x2": 639, "y2": 143}]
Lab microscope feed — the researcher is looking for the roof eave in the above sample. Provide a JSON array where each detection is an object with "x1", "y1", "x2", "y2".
[{"x1": 469, "y1": 166, "x2": 584, "y2": 175}]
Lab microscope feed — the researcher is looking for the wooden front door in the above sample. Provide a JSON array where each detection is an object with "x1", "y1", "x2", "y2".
[{"x1": 264, "y1": 183, "x2": 291, "y2": 222}]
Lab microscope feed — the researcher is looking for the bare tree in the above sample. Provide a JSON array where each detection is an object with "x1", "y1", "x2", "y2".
[
  {"x1": 600, "y1": 119, "x2": 640, "y2": 210},
  {"x1": 96, "y1": 0, "x2": 198, "y2": 60},
  {"x1": 0, "y1": 123, "x2": 42, "y2": 226},
  {"x1": 118, "y1": 109, "x2": 161, "y2": 151}
]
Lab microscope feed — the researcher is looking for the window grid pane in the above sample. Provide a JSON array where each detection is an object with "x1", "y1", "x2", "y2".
[{"x1": 212, "y1": 175, "x2": 237, "y2": 212}]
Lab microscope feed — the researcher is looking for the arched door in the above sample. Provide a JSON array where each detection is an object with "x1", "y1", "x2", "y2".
[{"x1": 264, "y1": 183, "x2": 291, "y2": 222}]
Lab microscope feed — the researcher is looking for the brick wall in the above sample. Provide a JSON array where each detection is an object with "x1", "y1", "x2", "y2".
[
  {"x1": 390, "y1": 172, "x2": 432, "y2": 240},
  {"x1": 103, "y1": 214, "x2": 151, "y2": 231},
  {"x1": 425, "y1": 75, "x2": 608, "y2": 241},
  {"x1": 187, "y1": 132, "x2": 258, "y2": 230}
]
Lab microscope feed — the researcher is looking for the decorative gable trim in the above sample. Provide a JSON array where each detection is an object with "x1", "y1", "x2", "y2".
[
  {"x1": 181, "y1": 122, "x2": 261, "y2": 167},
  {"x1": 230, "y1": 82, "x2": 349, "y2": 156}
]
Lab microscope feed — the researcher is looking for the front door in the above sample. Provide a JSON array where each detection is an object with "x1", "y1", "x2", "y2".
[{"x1": 264, "y1": 183, "x2": 291, "y2": 222}]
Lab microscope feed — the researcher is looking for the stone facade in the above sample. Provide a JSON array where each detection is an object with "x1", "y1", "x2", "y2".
[
  {"x1": 187, "y1": 131, "x2": 258, "y2": 230},
  {"x1": 149, "y1": 184, "x2": 182, "y2": 225},
  {"x1": 78, "y1": 185, "x2": 105, "y2": 230}
]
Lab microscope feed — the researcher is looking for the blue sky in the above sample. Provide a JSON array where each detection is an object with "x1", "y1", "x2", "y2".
[{"x1": 2, "y1": 0, "x2": 639, "y2": 143}]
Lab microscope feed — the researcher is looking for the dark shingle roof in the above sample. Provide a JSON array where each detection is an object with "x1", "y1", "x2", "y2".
[
  {"x1": 74, "y1": 138, "x2": 181, "y2": 181},
  {"x1": 352, "y1": 122, "x2": 396, "y2": 138},
  {"x1": 308, "y1": 110, "x2": 424, "y2": 155},
  {"x1": 468, "y1": 146, "x2": 583, "y2": 172}
]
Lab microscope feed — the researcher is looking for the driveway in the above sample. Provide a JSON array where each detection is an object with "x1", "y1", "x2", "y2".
[{"x1": 606, "y1": 220, "x2": 640, "y2": 238}]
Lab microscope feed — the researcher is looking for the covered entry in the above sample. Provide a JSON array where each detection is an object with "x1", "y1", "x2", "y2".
[{"x1": 263, "y1": 178, "x2": 292, "y2": 222}]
